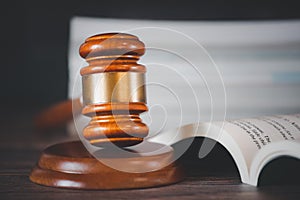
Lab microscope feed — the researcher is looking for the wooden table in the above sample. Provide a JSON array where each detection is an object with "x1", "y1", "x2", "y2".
[{"x1": 1, "y1": 106, "x2": 300, "y2": 199}]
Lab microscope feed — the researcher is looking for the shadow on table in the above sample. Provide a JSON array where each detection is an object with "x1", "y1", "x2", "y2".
[{"x1": 258, "y1": 156, "x2": 300, "y2": 186}]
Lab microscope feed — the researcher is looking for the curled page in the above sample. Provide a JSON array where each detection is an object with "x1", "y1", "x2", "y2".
[{"x1": 149, "y1": 114, "x2": 300, "y2": 186}]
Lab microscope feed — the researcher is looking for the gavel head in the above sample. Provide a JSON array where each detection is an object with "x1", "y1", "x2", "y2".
[{"x1": 79, "y1": 33, "x2": 149, "y2": 147}]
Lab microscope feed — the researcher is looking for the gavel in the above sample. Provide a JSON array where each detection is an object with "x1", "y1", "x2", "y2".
[
  {"x1": 30, "y1": 33, "x2": 184, "y2": 190},
  {"x1": 79, "y1": 33, "x2": 149, "y2": 147},
  {"x1": 35, "y1": 33, "x2": 149, "y2": 147}
]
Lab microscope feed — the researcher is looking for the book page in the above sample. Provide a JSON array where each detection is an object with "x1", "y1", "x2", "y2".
[
  {"x1": 221, "y1": 114, "x2": 300, "y2": 185},
  {"x1": 149, "y1": 114, "x2": 300, "y2": 186}
]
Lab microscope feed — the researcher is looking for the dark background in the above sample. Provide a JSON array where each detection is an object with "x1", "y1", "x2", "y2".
[{"x1": 2, "y1": 0, "x2": 300, "y2": 108}]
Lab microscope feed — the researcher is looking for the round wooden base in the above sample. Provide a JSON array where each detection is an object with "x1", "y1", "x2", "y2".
[{"x1": 29, "y1": 141, "x2": 184, "y2": 190}]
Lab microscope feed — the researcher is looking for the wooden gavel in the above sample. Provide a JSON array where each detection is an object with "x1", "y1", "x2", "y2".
[
  {"x1": 30, "y1": 33, "x2": 185, "y2": 190},
  {"x1": 79, "y1": 33, "x2": 149, "y2": 147},
  {"x1": 35, "y1": 33, "x2": 149, "y2": 147}
]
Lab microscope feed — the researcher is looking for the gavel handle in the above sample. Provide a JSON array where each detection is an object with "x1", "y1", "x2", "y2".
[{"x1": 34, "y1": 98, "x2": 82, "y2": 130}]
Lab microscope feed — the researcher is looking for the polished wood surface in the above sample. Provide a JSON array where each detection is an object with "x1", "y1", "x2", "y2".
[
  {"x1": 2, "y1": 108, "x2": 300, "y2": 199},
  {"x1": 79, "y1": 33, "x2": 149, "y2": 147},
  {"x1": 79, "y1": 33, "x2": 146, "y2": 74},
  {"x1": 29, "y1": 141, "x2": 184, "y2": 189}
]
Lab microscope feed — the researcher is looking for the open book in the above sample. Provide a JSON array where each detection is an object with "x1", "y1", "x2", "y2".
[
  {"x1": 148, "y1": 114, "x2": 300, "y2": 186},
  {"x1": 68, "y1": 17, "x2": 300, "y2": 186}
]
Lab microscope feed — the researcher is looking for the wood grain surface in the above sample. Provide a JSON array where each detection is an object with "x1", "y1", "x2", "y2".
[
  {"x1": 1, "y1": 107, "x2": 300, "y2": 199},
  {"x1": 29, "y1": 141, "x2": 184, "y2": 189}
]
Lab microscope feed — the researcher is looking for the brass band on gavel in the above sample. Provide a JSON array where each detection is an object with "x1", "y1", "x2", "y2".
[{"x1": 82, "y1": 72, "x2": 146, "y2": 105}]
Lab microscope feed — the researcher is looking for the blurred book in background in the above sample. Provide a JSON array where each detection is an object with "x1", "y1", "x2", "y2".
[{"x1": 68, "y1": 17, "x2": 300, "y2": 136}]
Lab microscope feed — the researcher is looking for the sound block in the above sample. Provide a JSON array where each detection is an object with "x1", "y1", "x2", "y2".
[{"x1": 29, "y1": 141, "x2": 184, "y2": 190}]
